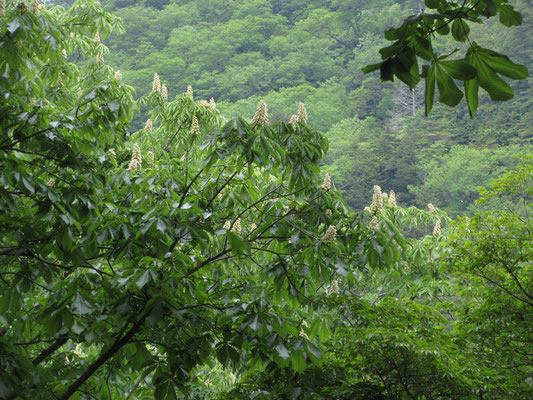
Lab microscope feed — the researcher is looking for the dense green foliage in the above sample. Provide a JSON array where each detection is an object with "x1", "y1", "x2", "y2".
[
  {"x1": 1, "y1": 1, "x2": 531, "y2": 399},
  {"x1": 57, "y1": 0, "x2": 533, "y2": 214}
]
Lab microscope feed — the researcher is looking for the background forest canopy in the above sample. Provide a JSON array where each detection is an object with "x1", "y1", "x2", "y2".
[{"x1": 53, "y1": 0, "x2": 533, "y2": 216}]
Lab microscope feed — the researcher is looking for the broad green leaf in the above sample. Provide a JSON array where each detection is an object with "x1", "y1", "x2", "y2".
[
  {"x1": 451, "y1": 19, "x2": 470, "y2": 42},
  {"x1": 439, "y1": 60, "x2": 476, "y2": 81},
  {"x1": 424, "y1": 0, "x2": 440, "y2": 9},
  {"x1": 72, "y1": 294, "x2": 92, "y2": 315},
  {"x1": 498, "y1": 4, "x2": 522, "y2": 27},
  {"x1": 290, "y1": 350, "x2": 307, "y2": 372},
  {"x1": 435, "y1": 63, "x2": 463, "y2": 107}
]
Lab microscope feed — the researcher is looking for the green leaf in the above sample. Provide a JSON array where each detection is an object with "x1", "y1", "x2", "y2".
[
  {"x1": 435, "y1": 63, "x2": 463, "y2": 106},
  {"x1": 424, "y1": 0, "x2": 440, "y2": 9},
  {"x1": 136, "y1": 270, "x2": 151, "y2": 290},
  {"x1": 498, "y1": 4, "x2": 522, "y2": 27},
  {"x1": 439, "y1": 60, "x2": 476, "y2": 81},
  {"x1": 425, "y1": 63, "x2": 436, "y2": 115},
  {"x1": 154, "y1": 379, "x2": 177, "y2": 400},
  {"x1": 290, "y1": 350, "x2": 307, "y2": 372},
  {"x1": 464, "y1": 77, "x2": 479, "y2": 117},
  {"x1": 275, "y1": 341, "x2": 290, "y2": 360},
  {"x1": 72, "y1": 294, "x2": 92, "y2": 315},
  {"x1": 227, "y1": 232, "x2": 250, "y2": 257},
  {"x1": 451, "y1": 19, "x2": 470, "y2": 42}
]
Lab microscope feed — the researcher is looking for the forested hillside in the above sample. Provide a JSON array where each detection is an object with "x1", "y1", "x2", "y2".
[{"x1": 52, "y1": 0, "x2": 533, "y2": 215}]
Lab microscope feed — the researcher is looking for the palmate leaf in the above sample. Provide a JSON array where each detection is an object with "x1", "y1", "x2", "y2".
[
  {"x1": 465, "y1": 43, "x2": 529, "y2": 116},
  {"x1": 424, "y1": 58, "x2": 476, "y2": 115}
]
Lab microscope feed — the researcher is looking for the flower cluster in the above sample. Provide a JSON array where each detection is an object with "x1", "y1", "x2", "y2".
[
  {"x1": 289, "y1": 114, "x2": 297, "y2": 129},
  {"x1": 371, "y1": 185, "x2": 382, "y2": 213},
  {"x1": 209, "y1": 97, "x2": 216, "y2": 108},
  {"x1": 161, "y1": 85, "x2": 168, "y2": 101},
  {"x1": 190, "y1": 116, "x2": 200, "y2": 135},
  {"x1": 369, "y1": 216, "x2": 379, "y2": 231},
  {"x1": 297, "y1": 102, "x2": 307, "y2": 124},
  {"x1": 152, "y1": 73, "x2": 160, "y2": 93},
  {"x1": 127, "y1": 144, "x2": 142, "y2": 171},
  {"x1": 322, "y1": 225, "x2": 336, "y2": 241},
  {"x1": 47, "y1": 178, "x2": 55, "y2": 187},
  {"x1": 298, "y1": 329, "x2": 309, "y2": 340},
  {"x1": 433, "y1": 220, "x2": 441, "y2": 236},
  {"x1": 428, "y1": 203, "x2": 436, "y2": 213},
  {"x1": 389, "y1": 190, "x2": 397, "y2": 207},
  {"x1": 251, "y1": 100, "x2": 269, "y2": 126},
  {"x1": 329, "y1": 279, "x2": 339, "y2": 295},
  {"x1": 62, "y1": 49, "x2": 67, "y2": 58},
  {"x1": 187, "y1": 85, "x2": 193, "y2": 98},
  {"x1": 322, "y1": 173, "x2": 331, "y2": 191},
  {"x1": 231, "y1": 218, "x2": 241, "y2": 234},
  {"x1": 108, "y1": 148, "x2": 116, "y2": 159},
  {"x1": 93, "y1": 32, "x2": 100, "y2": 43},
  {"x1": 31, "y1": 0, "x2": 40, "y2": 16},
  {"x1": 0, "y1": 1, "x2": 5, "y2": 17},
  {"x1": 114, "y1": 70, "x2": 122, "y2": 81},
  {"x1": 57, "y1": 74, "x2": 63, "y2": 88},
  {"x1": 147, "y1": 151, "x2": 154, "y2": 166},
  {"x1": 96, "y1": 53, "x2": 104, "y2": 63},
  {"x1": 144, "y1": 118, "x2": 152, "y2": 132}
]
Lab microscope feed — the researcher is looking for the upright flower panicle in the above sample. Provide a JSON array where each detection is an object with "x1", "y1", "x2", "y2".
[
  {"x1": 389, "y1": 190, "x2": 396, "y2": 207},
  {"x1": 329, "y1": 279, "x2": 339, "y2": 295},
  {"x1": 231, "y1": 218, "x2": 241, "y2": 234},
  {"x1": 298, "y1": 329, "x2": 309, "y2": 340},
  {"x1": 0, "y1": 0, "x2": 5, "y2": 17},
  {"x1": 187, "y1": 85, "x2": 193, "y2": 98},
  {"x1": 369, "y1": 216, "x2": 379, "y2": 231},
  {"x1": 200, "y1": 99, "x2": 208, "y2": 109},
  {"x1": 229, "y1": 373, "x2": 236, "y2": 385},
  {"x1": 372, "y1": 185, "x2": 382, "y2": 213},
  {"x1": 114, "y1": 70, "x2": 122, "y2": 81},
  {"x1": 190, "y1": 116, "x2": 200, "y2": 135},
  {"x1": 161, "y1": 85, "x2": 168, "y2": 101},
  {"x1": 322, "y1": 225, "x2": 336, "y2": 241},
  {"x1": 57, "y1": 73, "x2": 63, "y2": 87},
  {"x1": 61, "y1": 49, "x2": 67, "y2": 58},
  {"x1": 289, "y1": 114, "x2": 297, "y2": 129},
  {"x1": 382, "y1": 192, "x2": 389, "y2": 200},
  {"x1": 147, "y1": 151, "x2": 154, "y2": 166},
  {"x1": 31, "y1": 0, "x2": 40, "y2": 16},
  {"x1": 47, "y1": 178, "x2": 55, "y2": 187},
  {"x1": 209, "y1": 97, "x2": 216, "y2": 109},
  {"x1": 433, "y1": 220, "x2": 441, "y2": 236},
  {"x1": 428, "y1": 203, "x2": 436, "y2": 213},
  {"x1": 96, "y1": 53, "x2": 104, "y2": 63},
  {"x1": 325, "y1": 209, "x2": 332, "y2": 216},
  {"x1": 223, "y1": 220, "x2": 231, "y2": 230},
  {"x1": 127, "y1": 144, "x2": 142, "y2": 171},
  {"x1": 93, "y1": 32, "x2": 100, "y2": 43},
  {"x1": 322, "y1": 173, "x2": 331, "y2": 191},
  {"x1": 152, "y1": 73, "x2": 160, "y2": 93},
  {"x1": 144, "y1": 118, "x2": 152, "y2": 132},
  {"x1": 251, "y1": 100, "x2": 269, "y2": 126},
  {"x1": 108, "y1": 148, "x2": 116, "y2": 159},
  {"x1": 297, "y1": 102, "x2": 307, "y2": 124}
]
